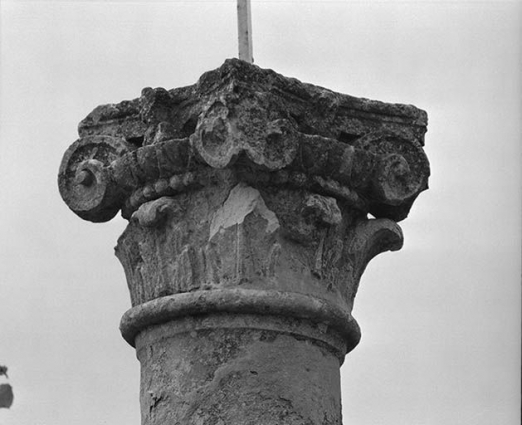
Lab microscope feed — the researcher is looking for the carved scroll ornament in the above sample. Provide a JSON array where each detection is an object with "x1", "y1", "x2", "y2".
[{"x1": 59, "y1": 60, "x2": 429, "y2": 224}]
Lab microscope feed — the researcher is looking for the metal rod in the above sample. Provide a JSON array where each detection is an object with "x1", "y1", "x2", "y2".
[{"x1": 237, "y1": 0, "x2": 253, "y2": 63}]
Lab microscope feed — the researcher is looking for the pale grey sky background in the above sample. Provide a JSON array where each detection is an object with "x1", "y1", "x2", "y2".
[{"x1": 0, "y1": 1, "x2": 520, "y2": 424}]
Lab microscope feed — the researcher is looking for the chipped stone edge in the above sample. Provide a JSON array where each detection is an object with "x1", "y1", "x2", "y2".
[{"x1": 209, "y1": 183, "x2": 280, "y2": 240}]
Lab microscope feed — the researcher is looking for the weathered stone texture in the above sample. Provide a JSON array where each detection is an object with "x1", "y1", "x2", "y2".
[
  {"x1": 137, "y1": 316, "x2": 343, "y2": 424},
  {"x1": 58, "y1": 59, "x2": 429, "y2": 424},
  {"x1": 59, "y1": 58, "x2": 428, "y2": 224}
]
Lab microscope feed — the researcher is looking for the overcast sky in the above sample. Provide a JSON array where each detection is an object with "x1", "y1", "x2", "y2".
[{"x1": 0, "y1": 1, "x2": 520, "y2": 424}]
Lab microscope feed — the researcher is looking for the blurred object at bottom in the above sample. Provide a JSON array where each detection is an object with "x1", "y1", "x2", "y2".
[{"x1": 0, "y1": 383, "x2": 13, "y2": 409}]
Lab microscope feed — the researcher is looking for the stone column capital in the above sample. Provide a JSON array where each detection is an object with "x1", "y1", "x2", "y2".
[
  {"x1": 58, "y1": 59, "x2": 430, "y2": 424},
  {"x1": 59, "y1": 58, "x2": 428, "y2": 224}
]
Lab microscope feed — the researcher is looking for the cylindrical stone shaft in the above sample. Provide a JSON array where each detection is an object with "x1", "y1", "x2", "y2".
[{"x1": 136, "y1": 315, "x2": 343, "y2": 424}]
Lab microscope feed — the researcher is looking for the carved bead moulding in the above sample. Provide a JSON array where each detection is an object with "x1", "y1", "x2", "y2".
[{"x1": 59, "y1": 58, "x2": 429, "y2": 224}]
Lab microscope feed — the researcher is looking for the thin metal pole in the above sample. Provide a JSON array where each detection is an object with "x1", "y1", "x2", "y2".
[{"x1": 237, "y1": 0, "x2": 253, "y2": 63}]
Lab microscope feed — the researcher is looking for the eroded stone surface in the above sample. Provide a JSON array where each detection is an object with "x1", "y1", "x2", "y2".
[
  {"x1": 209, "y1": 183, "x2": 280, "y2": 240},
  {"x1": 58, "y1": 59, "x2": 429, "y2": 425},
  {"x1": 136, "y1": 319, "x2": 342, "y2": 425},
  {"x1": 59, "y1": 58, "x2": 429, "y2": 224}
]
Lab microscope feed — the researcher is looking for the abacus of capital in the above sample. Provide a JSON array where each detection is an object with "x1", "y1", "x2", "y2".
[{"x1": 59, "y1": 59, "x2": 430, "y2": 424}]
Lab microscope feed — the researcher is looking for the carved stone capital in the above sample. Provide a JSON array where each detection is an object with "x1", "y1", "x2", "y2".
[
  {"x1": 59, "y1": 59, "x2": 429, "y2": 224},
  {"x1": 58, "y1": 59, "x2": 429, "y2": 424}
]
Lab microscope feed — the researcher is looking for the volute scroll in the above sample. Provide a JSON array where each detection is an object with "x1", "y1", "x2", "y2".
[{"x1": 58, "y1": 135, "x2": 136, "y2": 222}]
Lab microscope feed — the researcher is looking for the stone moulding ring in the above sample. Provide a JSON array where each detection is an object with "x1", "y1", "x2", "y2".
[{"x1": 120, "y1": 288, "x2": 361, "y2": 356}]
